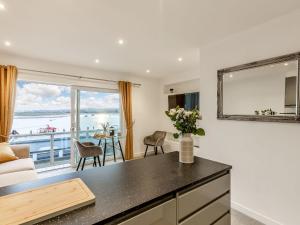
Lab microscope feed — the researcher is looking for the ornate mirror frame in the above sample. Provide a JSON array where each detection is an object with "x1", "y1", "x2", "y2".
[{"x1": 217, "y1": 52, "x2": 300, "y2": 123}]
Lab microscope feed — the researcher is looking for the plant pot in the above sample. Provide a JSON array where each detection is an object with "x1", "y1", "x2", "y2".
[{"x1": 180, "y1": 133, "x2": 194, "y2": 163}]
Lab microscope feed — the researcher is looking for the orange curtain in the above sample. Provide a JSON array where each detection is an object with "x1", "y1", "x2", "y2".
[
  {"x1": 0, "y1": 66, "x2": 18, "y2": 142},
  {"x1": 118, "y1": 81, "x2": 133, "y2": 160}
]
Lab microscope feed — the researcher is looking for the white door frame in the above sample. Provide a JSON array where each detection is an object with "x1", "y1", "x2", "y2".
[
  {"x1": 70, "y1": 85, "x2": 122, "y2": 166},
  {"x1": 70, "y1": 87, "x2": 80, "y2": 167}
]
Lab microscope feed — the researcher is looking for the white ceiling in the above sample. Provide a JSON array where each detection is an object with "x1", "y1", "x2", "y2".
[{"x1": 1, "y1": 0, "x2": 300, "y2": 78}]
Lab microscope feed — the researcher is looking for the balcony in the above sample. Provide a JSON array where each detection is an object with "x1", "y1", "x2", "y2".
[{"x1": 9, "y1": 130, "x2": 119, "y2": 169}]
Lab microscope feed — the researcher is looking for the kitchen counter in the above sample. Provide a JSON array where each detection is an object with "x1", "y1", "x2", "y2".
[{"x1": 0, "y1": 152, "x2": 232, "y2": 225}]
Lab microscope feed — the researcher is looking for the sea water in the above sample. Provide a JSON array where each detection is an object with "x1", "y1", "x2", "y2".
[{"x1": 12, "y1": 113, "x2": 120, "y2": 134}]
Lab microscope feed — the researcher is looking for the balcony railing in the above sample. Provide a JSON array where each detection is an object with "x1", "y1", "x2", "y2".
[{"x1": 9, "y1": 129, "x2": 113, "y2": 169}]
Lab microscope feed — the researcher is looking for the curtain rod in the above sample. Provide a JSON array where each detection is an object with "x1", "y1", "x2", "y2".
[{"x1": 18, "y1": 68, "x2": 142, "y2": 87}]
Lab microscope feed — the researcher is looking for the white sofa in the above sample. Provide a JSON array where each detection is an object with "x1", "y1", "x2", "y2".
[{"x1": 0, "y1": 144, "x2": 38, "y2": 187}]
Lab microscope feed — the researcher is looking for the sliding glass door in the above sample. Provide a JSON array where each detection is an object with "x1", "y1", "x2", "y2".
[
  {"x1": 11, "y1": 80, "x2": 72, "y2": 169},
  {"x1": 70, "y1": 86, "x2": 121, "y2": 166},
  {"x1": 11, "y1": 80, "x2": 121, "y2": 169}
]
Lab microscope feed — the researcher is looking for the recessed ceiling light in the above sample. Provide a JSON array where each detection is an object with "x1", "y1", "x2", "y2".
[
  {"x1": 118, "y1": 39, "x2": 124, "y2": 45},
  {"x1": 4, "y1": 41, "x2": 11, "y2": 46},
  {"x1": 95, "y1": 59, "x2": 100, "y2": 63},
  {"x1": 0, "y1": 3, "x2": 5, "y2": 10},
  {"x1": 229, "y1": 74, "x2": 233, "y2": 78},
  {"x1": 284, "y1": 62, "x2": 289, "y2": 66},
  {"x1": 146, "y1": 70, "x2": 150, "y2": 73},
  {"x1": 177, "y1": 57, "x2": 183, "y2": 62}
]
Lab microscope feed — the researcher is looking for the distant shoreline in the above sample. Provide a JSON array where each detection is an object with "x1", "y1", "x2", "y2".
[
  {"x1": 12, "y1": 112, "x2": 120, "y2": 135},
  {"x1": 14, "y1": 110, "x2": 119, "y2": 118}
]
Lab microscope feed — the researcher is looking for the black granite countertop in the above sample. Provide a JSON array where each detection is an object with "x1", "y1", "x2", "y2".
[{"x1": 0, "y1": 152, "x2": 231, "y2": 225}]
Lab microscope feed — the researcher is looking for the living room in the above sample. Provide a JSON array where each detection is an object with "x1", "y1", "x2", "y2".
[{"x1": 1, "y1": 1, "x2": 300, "y2": 225}]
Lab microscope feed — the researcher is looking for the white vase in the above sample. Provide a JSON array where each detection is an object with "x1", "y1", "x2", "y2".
[{"x1": 180, "y1": 133, "x2": 194, "y2": 163}]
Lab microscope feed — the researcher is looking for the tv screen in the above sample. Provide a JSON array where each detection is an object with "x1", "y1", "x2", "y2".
[
  {"x1": 168, "y1": 92, "x2": 199, "y2": 110},
  {"x1": 285, "y1": 76, "x2": 296, "y2": 107}
]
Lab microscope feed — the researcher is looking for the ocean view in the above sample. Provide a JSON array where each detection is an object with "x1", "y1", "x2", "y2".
[
  {"x1": 12, "y1": 112, "x2": 120, "y2": 135},
  {"x1": 9, "y1": 81, "x2": 122, "y2": 168},
  {"x1": 10, "y1": 112, "x2": 121, "y2": 168}
]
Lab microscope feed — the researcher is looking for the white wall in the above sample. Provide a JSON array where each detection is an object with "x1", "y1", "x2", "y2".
[
  {"x1": 160, "y1": 73, "x2": 201, "y2": 133},
  {"x1": 163, "y1": 78, "x2": 201, "y2": 95},
  {"x1": 160, "y1": 9, "x2": 300, "y2": 225},
  {"x1": 159, "y1": 78, "x2": 201, "y2": 152},
  {"x1": 0, "y1": 52, "x2": 161, "y2": 156}
]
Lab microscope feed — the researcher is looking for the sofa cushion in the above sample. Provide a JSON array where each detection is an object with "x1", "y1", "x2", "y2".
[
  {"x1": 0, "y1": 142, "x2": 19, "y2": 163},
  {"x1": 10, "y1": 144, "x2": 30, "y2": 159},
  {"x1": 0, "y1": 158, "x2": 35, "y2": 175},
  {"x1": 0, "y1": 170, "x2": 38, "y2": 187}
]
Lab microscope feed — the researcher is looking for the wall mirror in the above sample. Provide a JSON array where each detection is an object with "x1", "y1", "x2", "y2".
[{"x1": 217, "y1": 52, "x2": 300, "y2": 123}]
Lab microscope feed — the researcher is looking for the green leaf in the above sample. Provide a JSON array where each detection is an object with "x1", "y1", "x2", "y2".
[
  {"x1": 195, "y1": 128, "x2": 205, "y2": 136},
  {"x1": 173, "y1": 133, "x2": 179, "y2": 139}
]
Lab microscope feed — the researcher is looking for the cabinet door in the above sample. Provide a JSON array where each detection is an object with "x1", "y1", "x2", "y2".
[
  {"x1": 119, "y1": 199, "x2": 176, "y2": 225},
  {"x1": 178, "y1": 174, "x2": 230, "y2": 220},
  {"x1": 214, "y1": 213, "x2": 230, "y2": 225},
  {"x1": 180, "y1": 194, "x2": 230, "y2": 225}
]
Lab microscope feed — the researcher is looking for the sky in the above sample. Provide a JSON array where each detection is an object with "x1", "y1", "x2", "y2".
[{"x1": 15, "y1": 81, "x2": 120, "y2": 112}]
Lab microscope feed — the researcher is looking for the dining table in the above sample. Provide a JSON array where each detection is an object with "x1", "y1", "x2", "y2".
[{"x1": 93, "y1": 133, "x2": 125, "y2": 166}]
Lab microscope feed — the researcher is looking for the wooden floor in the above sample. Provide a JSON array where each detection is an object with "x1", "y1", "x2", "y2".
[{"x1": 38, "y1": 158, "x2": 265, "y2": 225}]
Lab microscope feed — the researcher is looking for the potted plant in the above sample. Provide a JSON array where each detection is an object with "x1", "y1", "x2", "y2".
[
  {"x1": 165, "y1": 106, "x2": 205, "y2": 163},
  {"x1": 101, "y1": 122, "x2": 110, "y2": 135}
]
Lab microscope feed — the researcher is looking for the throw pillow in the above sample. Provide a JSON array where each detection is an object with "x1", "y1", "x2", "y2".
[{"x1": 0, "y1": 142, "x2": 19, "y2": 163}]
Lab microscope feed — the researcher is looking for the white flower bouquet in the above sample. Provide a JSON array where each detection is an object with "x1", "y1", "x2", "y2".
[{"x1": 165, "y1": 106, "x2": 205, "y2": 138}]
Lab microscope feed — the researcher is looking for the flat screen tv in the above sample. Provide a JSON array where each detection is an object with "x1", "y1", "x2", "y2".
[
  {"x1": 285, "y1": 76, "x2": 296, "y2": 107},
  {"x1": 168, "y1": 92, "x2": 199, "y2": 110}
]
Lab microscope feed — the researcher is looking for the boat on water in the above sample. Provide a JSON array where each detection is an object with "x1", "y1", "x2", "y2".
[{"x1": 39, "y1": 124, "x2": 57, "y2": 133}]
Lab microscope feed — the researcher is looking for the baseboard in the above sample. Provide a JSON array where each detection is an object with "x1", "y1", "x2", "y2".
[{"x1": 231, "y1": 201, "x2": 283, "y2": 225}]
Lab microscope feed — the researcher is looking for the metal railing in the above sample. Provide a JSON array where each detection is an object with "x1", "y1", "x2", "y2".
[{"x1": 9, "y1": 130, "x2": 100, "y2": 168}]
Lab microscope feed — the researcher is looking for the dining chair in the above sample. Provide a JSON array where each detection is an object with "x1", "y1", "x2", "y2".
[
  {"x1": 143, "y1": 131, "x2": 167, "y2": 157},
  {"x1": 73, "y1": 139, "x2": 103, "y2": 171}
]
